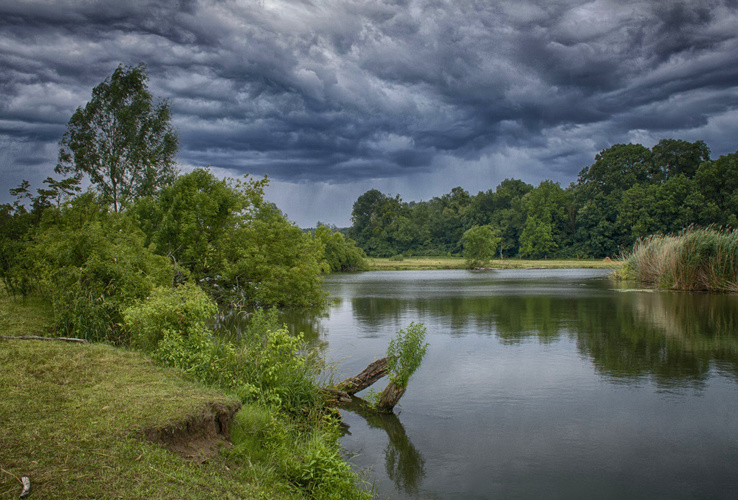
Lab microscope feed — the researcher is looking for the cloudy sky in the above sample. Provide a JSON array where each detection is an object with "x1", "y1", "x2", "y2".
[{"x1": 2, "y1": 0, "x2": 737, "y2": 227}]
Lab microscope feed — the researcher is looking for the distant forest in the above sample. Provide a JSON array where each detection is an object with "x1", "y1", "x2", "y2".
[{"x1": 344, "y1": 139, "x2": 738, "y2": 259}]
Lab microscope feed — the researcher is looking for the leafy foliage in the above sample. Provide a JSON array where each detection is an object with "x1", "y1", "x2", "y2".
[
  {"x1": 56, "y1": 64, "x2": 178, "y2": 212},
  {"x1": 124, "y1": 289, "x2": 323, "y2": 410},
  {"x1": 27, "y1": 194, "x2": 172, "y2": 342},
  {"x1": 228, "y1": 405, "x2": 371, "y2": 499},
  {"x1": 123, "y1": 282, "x2": 216, "y2": 352},
  {"x1": 222, "y1": 206, "x2": 327, "y2": 308},
  {"x1": 130, "y1": 168, "x2": 257, "y2": 276},
  {"x1": 386, "y1": 322, "x2": 429, "y2": 388},
  {"x1": 131, "y1": 168, "x2": 327, "y2": 309},
  {"x1": 348, "y1": 141, "x2": 736, "y2": 259},
  {"x1": 461, "y1": 225, "x2": 500, "y2": 268},
  {"x1": 314, "y1": 224, "x2": 368, "y2": 272}
]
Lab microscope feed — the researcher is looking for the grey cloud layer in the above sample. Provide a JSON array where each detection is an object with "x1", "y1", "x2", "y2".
[{"x1": 1, "y1": 0, "x2": 737, "y2": 203}]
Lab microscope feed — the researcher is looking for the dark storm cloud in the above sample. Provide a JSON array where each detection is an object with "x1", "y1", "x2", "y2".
[{"x1": 1, "y1": 0, "x2": 737, "y2": 225}]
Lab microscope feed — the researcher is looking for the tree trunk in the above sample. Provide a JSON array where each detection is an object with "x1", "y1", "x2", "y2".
[
  {"x1": 336, "y1": 357, "x2": 389, "y2": 395},
  {"x1": 376, "y1": 381, "x2": 407, "y2": 413}
]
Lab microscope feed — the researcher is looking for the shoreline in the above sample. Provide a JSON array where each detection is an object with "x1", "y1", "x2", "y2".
[{"x1": 365, "y1": 256, "x2": 622, "y2": 271}]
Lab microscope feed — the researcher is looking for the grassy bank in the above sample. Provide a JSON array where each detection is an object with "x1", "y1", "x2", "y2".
[
  {"x1": 619, "y1": 228, "x2": 738, "y2": 292},
  {"x1": 0, "y1": 291, "x2": 369, "y2": 499},
  {"x1": 366, "y1": 256, "x2": 621, "y2": 271},
  {"x1": 0, "y1": 340, "x2": 257, "y2": 499}
]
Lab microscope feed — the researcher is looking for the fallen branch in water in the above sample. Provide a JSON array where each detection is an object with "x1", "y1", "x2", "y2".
[
  {"x1": 0, "y1": 335, "x2": 88, "y2": 344},
  {"x1": 321, "y1": 387, "x2": 352, "y2": 404},
  {"x1": 335, "y1": 357, "x2": 389, "y2": 395},
  {"x1": 327, "y1": 323, "x2": 428, "y2": 413}
]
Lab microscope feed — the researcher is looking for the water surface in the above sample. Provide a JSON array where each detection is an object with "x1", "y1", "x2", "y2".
[{"x1": 289, "y1": 269, "x2": 738, "y2": 499}]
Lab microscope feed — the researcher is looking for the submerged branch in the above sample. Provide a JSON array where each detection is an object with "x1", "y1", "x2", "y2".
[{"x1": 327, "y1": 356, "x2": 407, "y2": 413}]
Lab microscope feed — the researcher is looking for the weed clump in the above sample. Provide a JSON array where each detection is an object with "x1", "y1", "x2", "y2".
[{"x1": 621, "y1": 227, "x2": 738, "y2": 292}]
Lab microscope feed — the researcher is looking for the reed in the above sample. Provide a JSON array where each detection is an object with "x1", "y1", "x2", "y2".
[{"x1": 622, "y1": 227, "x2": 738, "y2": 292}]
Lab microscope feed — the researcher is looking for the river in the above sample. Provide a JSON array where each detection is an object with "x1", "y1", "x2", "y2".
[{"x1": 285, "y1": 269, "x2": 738, "y2": 499}]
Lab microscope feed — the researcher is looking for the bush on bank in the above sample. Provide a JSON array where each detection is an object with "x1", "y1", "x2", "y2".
[
  {"x1": 621, "y1": 227, "x2": 738, "y2": 292},
  {"x1": 122, "y1": 283, "x2": 371, "y2": 498}
]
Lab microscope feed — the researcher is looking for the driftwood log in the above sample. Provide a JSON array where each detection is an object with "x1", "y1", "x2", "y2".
[
  {"x1": 321, "y1": 387, "x2": 352, "y2": 404},
  {"x1": 377, "y1": 382, "x2": 407, "y2": 413},
  {"x1": 329, "y1": 357, "x2": 406, "y2": 413},
  {"x1": 335, "y1": 357, "x2": 389, "y2": 395}
]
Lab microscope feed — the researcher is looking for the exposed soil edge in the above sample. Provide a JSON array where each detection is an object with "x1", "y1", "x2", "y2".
[{"x1": 141, "y1": 400, "x2": 242, "y2": 459}]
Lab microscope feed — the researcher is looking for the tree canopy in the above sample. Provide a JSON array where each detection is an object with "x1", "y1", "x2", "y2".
[
  {"x1": 461, "y1": 225, "x2": 500, "y2": 268},
  {"x1": 56, "y1": 64, "x2": 178, "y2": 212},
  {"x1": 347, "y1": 140, "x2": 736, "y2": 259},
  {"x1": 1, "y1": 67, "x2": 336, "y2": 343}
]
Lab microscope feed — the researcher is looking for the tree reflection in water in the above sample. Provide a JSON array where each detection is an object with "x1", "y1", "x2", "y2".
[
  {"x1": 341, "y1": 397, "x2": 425, "y2": 496},
  {"x1": 349, "y1": 289, "x2": 738, "y2": 388}
]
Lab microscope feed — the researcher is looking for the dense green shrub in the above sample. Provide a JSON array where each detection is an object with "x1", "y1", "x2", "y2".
[
  {"x1": 123, "y1": 289, "x2": 323, "y2": 410},
  {"x1": 131, "y1": 169, "x2": 327, "y2": 309},
  {"x1": 222, "y1": 212, "x2": 327, "y2": 308},
  {"x1": 461, "y1": 225, "x2": 500, "y2": 268},
  {"x1": 28, "y1": 195, "x2": 171, "y2": 343},
  {"x1": 314, "y1": 225, "x2": 368, "y2": 272},
  {"x1": 228, "y1": 406, "x2": 371, "y2": 499},
  {"x1": 123, "y1": 283, "x2": 216, "y2": 352}
]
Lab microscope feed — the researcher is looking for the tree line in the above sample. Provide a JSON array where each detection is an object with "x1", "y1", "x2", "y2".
[{"x1": 348, "y1": 140, "x2": 738, "y2": 259}]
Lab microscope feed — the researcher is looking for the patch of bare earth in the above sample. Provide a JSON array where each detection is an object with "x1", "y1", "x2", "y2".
[{"x1": 142, "y1": 400, "x2": 242, "y2": 461}]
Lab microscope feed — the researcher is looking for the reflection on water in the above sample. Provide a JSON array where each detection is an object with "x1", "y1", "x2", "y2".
[
  {"x1": 331, "y1": 270, "x2": 738, "y2": 387},
  {"x1": 283, "y1": 270, "x2": 738, "y2": 499},
  {"x1": 342, "y1": 397, "x2": 425, "y2": 496}
]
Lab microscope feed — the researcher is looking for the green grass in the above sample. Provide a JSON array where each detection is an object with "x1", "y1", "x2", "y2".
[
  {"x1": 0, "y1": 339, "x2": 268, "y2": 499},
  {"x1": 0, "y1": 292, "x2": 51, "y2": 338},
  {"x1": 366, "y1": 256, "x2": 621, "y2": 271},
  {"x1": 0, "y1": 290, "x2": 370, "y2": 499}
]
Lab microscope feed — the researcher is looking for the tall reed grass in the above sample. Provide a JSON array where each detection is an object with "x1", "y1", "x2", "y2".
[{"x1": 621, "y1": 227, "x2": 738, "y2": 292}]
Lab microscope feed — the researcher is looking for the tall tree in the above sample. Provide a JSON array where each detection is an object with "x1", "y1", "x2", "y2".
[
  {"x1": 520, "y1": 181, "x2": 572, "y2": 258},
  {"x1": 574, "y1": 143, "x2": 652, "y2": 257},
  {"x1": 489, "y1": 179, "x2": 533, "y2": 258},
  {"x1": 349, "y1": 189, "x2": 406, "y2": 256},
  {"x1": 695, "y1": 151, "x2": 738, "y2": 227},
  {"x1": 426, "y1": 187, "x2": 472, "y2": 254},
  {"x1": 56, "y1": 64, "x2": 178, "y2": 212}
]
